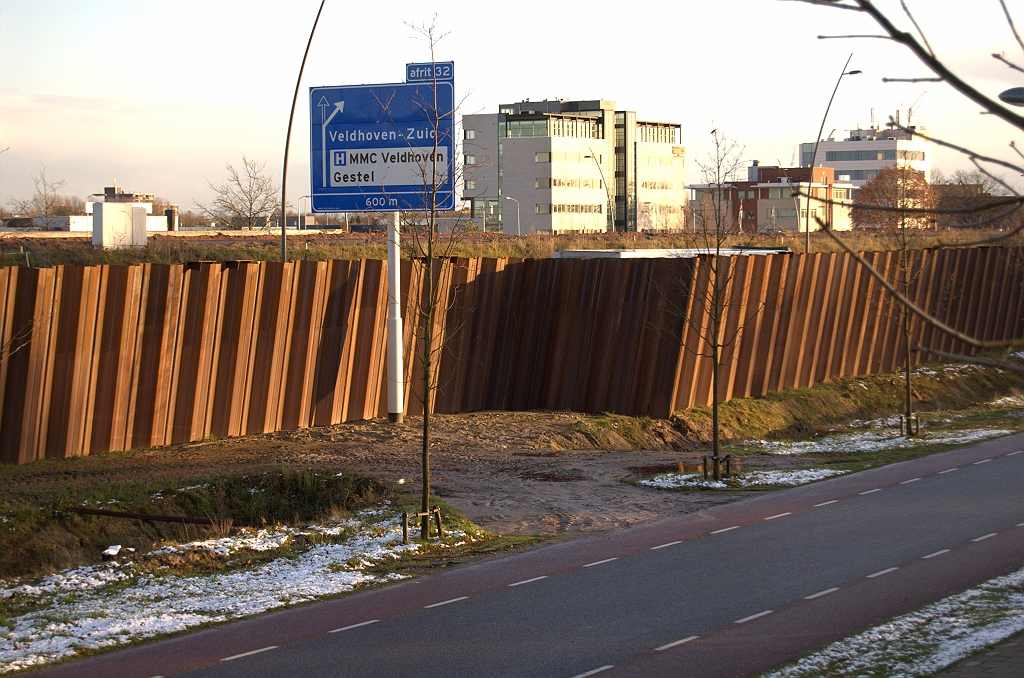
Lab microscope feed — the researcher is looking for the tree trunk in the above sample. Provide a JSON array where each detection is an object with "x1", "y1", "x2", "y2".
[{"x1": 421, "y1": 259, "x2": 433, "y2": 540}]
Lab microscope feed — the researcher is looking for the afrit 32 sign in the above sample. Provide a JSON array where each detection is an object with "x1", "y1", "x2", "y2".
[{"x1": 309, "y1": 64, "x2": 455, "y2": 213}]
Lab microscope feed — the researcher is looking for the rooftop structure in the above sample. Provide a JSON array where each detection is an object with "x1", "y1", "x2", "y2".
[{"x1": 463, "y1": 99, "x2": 685, "y2": 234}]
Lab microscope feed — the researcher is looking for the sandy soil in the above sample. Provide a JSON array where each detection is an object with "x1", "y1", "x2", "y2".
[{"x1": 20, "y1": 411, "x2": 772, "y2": 536}]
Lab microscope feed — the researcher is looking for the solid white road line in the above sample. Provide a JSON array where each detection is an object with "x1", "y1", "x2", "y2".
[
  {"x1": 508, "y1": 576, "x2": 548, "y2": 587},
  {"x1": 867, "y1": 567, "x2": 899, "y2": 578},
  {"x1": 814, "y1": 500, "x2": 838, "y2": 507},
  {"x1": 424, "y1": 596, "x2": 468, "y2": 609},
  {"x1": 734, "y1": 610, "x2": 773, "y2": 624},
  {"x1": 220, "y1": 646, "x2": 278, "y2": 662},
  {"x1": 570, "y1": 665, "x2": 614, "y2": 678},
  {"x1": 900, "y1": 477, "x2": 921, "y2": 484},
  {"x1": 939, "y1": 468, "x2": 959, "y2": 474},
  {"x1": 329, "y1": 620, "x2": 380, "y2": 633},
  {"x1": 764, "y1": 512, "x2": 792, "y2": 520},
  {"x1": 650, "y1": 541, "x2": 682, "y2": 550},
  {"x1": 859, "y1": 488, "x2": 881, "y2": 495},
  {"x1": 583, "y1": 558, "x2": 619, "y2": 568},
  {"x1": 973, "y1": 459, "x2": 992, "y2": 465},
  {"x1": 655, "y1": 635, "x2": 699, "y2": 651},
  {"x1": 805, "y1": 587, "x2": 840, "y2": 599},
  {"x1": 711, "y1": 526, "x2": 740, "y2": 534},
  {"x1": 922, "y1": 549, "x2": 950, "y2": 559},
  {"x1": 971, "y1": 533, "x2": 997, "y2": 542}
]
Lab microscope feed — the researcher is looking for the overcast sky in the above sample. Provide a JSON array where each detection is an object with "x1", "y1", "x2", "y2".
[{"x1": 1, "y1": 0, "x2": 1021, "y2": 210}]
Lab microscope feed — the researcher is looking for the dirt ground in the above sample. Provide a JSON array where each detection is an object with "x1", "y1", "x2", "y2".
[{"x1": 11, "y1": 411, "x2": 776, "y2": 536}]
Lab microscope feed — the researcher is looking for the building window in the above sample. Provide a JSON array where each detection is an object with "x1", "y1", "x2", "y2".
[
  {"x1": 536, "y1": 204, "x2": 551, "y2": 214},
  {"x1": 464, "y1": 129, "x2": 476, "y2": 140},
  {"x1": 745, "y1": 211, "x2": 755, "y2": 220},
  {"x1": 777, "y1": 209, "x2": 797, "y2": 219},
  {"x1": 536, "y1": 178, "x2": 551, "y2": 189},
  {"x1": 535, "y1": 152, "x2": 550, "y2": 163},
  {"x1": 465, "y1": 180, "x2": 476, "y2": 190},
  {"x1": 464, "y1": 155, "x2": 476, "y2": 165}
]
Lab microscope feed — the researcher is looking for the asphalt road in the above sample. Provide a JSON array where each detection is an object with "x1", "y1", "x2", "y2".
[{"x1": 40, "y1": 433, "x2": 1024, "y2": 678}]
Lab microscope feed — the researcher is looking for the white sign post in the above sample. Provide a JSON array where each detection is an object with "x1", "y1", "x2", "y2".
[{"x1": 387, "y1": 212, "x2": 404, "y2": 424}]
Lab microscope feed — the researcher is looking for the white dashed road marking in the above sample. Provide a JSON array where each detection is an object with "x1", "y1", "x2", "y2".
[
  {"x1": 814, "y1": 500, "x2": 838, "y2": 507},
  {"x1": 734, "y1": 610, "x2": 772, "y2": 624},
  {"x1": 329, "y1": 620, "x2": 379, "y2": 633},
  {"x1": 508, "y1": 576, "x2": 548, "y2": 587},
  {"x1": 650, "y1": 541, "x2": 682, "y2": 550},
  {"x1": 859, "y1": 488, "x2": 881, "y2": 495},
  {"x1": 764, "y1": 512, "x2": 792, "y2": 520},
  {"x1": 805, "y1": 587, "x2": 840, "y2": 599},
  {"x1": 711, "y1": 526, "x2": 740, "y2": 534},
  {"x1": 922, "y1": 549, "x2": 950, "y2": 559},
  {"x1": 899, "y1": 477, "x2": 921, "y2": 484},
  {"x1": 971, "y1": 533, "x2": 997, "y2": 542},
  {"x1": 221, "y1": 646, "x2": 278, "y2": 662},
  {"x1": 570, "y1": 665, "x2": 614, "y2": 678},
  {"x1": 1007, "y1": 450, "x2": 1023, "y2": 456},
  {"x1": 424, "y1": 596, "x2": 468, "y2": 609},
  {"x1": 939, "y1": 468, "x2": 959, "y2": 474},
  {"x1": 655, "y1": 635, "x2": 699, "y2": 651},
  {"x1": 973, "y1": 459, "x2": 992, "y2": 465},
  {"x1": 867, "y1": 567, "x2": 899, "y2": 578},
  {"x1": 583, "y1": 558, "x2": 619, "y2": 568}
]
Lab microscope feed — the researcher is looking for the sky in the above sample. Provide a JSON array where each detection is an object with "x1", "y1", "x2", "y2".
[{"x1": 1, "y1": 0, "x2": 1022, "y2": 211}]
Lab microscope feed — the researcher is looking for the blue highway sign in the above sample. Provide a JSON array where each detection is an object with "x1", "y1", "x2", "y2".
[
  {"x1": 309, "y1": 79, "x2": 455, "y2": 213},
  {"x1": 406, "y1": 61, "x2": 454, "y2": 83}
]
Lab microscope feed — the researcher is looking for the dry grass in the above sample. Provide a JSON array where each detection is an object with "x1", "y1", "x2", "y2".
[{"x1": 1, "y1": 228, "x2": 1019, "y2": 267}]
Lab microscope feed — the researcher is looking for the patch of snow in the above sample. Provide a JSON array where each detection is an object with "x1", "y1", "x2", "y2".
[
  {"x1": 749, "y1": 428, "x2": 1013, "y2": 456},
  {"x1": 761, "y1": 567, "x2": 1024, "y2": 678},
  {"x1": 0, "y1": 510, "x2": 468, "y2": 673},
  {"x1": 639, "y1": 468, "x2": 847, "y2": 490},
  {"x1": 989, "y1": 394, "x2": 1024, "y2": 408}
]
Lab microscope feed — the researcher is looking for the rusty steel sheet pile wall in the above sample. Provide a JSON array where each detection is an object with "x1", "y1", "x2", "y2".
[{"x1": 0, "y1": 248, "x2": 1021, "y2": 463}]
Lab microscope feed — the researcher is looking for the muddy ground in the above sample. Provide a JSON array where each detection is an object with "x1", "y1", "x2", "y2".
[{"x1": 10, "y1": 411, "x2": 846, "y2": 537}]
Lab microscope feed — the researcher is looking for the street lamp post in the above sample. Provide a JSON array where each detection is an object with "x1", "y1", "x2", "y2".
[
  {"x1": 805, "y1": 54, "x2": 862, "y2": 253},
  {"x1": 298, "y1": 195, "x2": 311, "y2": 230},
  {"x1": 503, "y1": 196, "x2": 521, "y2": 236},
  {"x1": 585, "y1": 149, "x2": 615, "y2": 231}
]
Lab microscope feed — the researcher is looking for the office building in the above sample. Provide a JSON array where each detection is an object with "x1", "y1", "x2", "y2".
[
  {"x1": 688, "y1": 162, "x2": 856, "y2": 233},
  {"x1": 800, "y1": 113, "x2": 930, "y2": 186},
  {"x1": 462, "y1": 99, "x2": 686, "y2": 234}
]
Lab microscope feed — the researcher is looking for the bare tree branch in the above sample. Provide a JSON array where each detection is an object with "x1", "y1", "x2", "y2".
[
  {"x1": 1000, "y1": 0, "x2": 1024, "y2": 56},
  {"x1": 888, "y1": 121, "x2": 1024, "y2": 175},
  {"x1": 969, "y1": 157, "x2": 1020, "y2": 196},
  {"x1": 992, "y1": 52, "x2": 1024, "y2": 74},
  {"x1": 881, "y1": 77, "x2": 944, "y2": 83},
  {"x1": 900, "y1": 0, "x2": 934, "y2": 56},
  {"x1": 797, "y1": 0, "x2": 1024, "y2": 131}
]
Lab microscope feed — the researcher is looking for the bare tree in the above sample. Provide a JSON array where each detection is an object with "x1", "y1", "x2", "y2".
[
  {"x1": 673, "y1": 128, "x2": 763, "y2": 479},
  {"x1": 6, "y1": 163, "x2": 69, "y2": 230},
  {"x1": 853, "y1": 166, "x2": 937, "y2": 230},
  {"x1": 795, "y1": 0, "x2": 1024, "y2": 362},
  {"x1": 195, "y1": 155, "x2": 279, "y2": 231},
  {"x1": 391, "y1": 18, "x2": 471, "y2": 539}
]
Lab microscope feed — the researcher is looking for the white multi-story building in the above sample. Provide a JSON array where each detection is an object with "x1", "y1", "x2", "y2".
[
  {"x1": 462, "y1": 99, "x2": 686, "y2": 234},
  {"x1": 800, "y1": 117, "x2": 931, "y2": 187}
]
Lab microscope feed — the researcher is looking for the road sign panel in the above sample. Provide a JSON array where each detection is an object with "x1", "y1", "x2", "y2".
[
  {"x1": 406, "y1": 61, "x2": 454, "y2": 83},
  {"x1": 309, "y1": 80, "x2": 455, "y2": 213}
]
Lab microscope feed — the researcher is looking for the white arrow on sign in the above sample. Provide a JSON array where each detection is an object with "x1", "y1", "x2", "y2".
[{"x1": 321, "y1": 99, "x2": 345, "y2": 187}]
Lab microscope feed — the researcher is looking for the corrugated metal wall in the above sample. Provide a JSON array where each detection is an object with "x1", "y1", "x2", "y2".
[{"x1": 0, "y1": 248, "x2": 1021, "y2": 463}]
